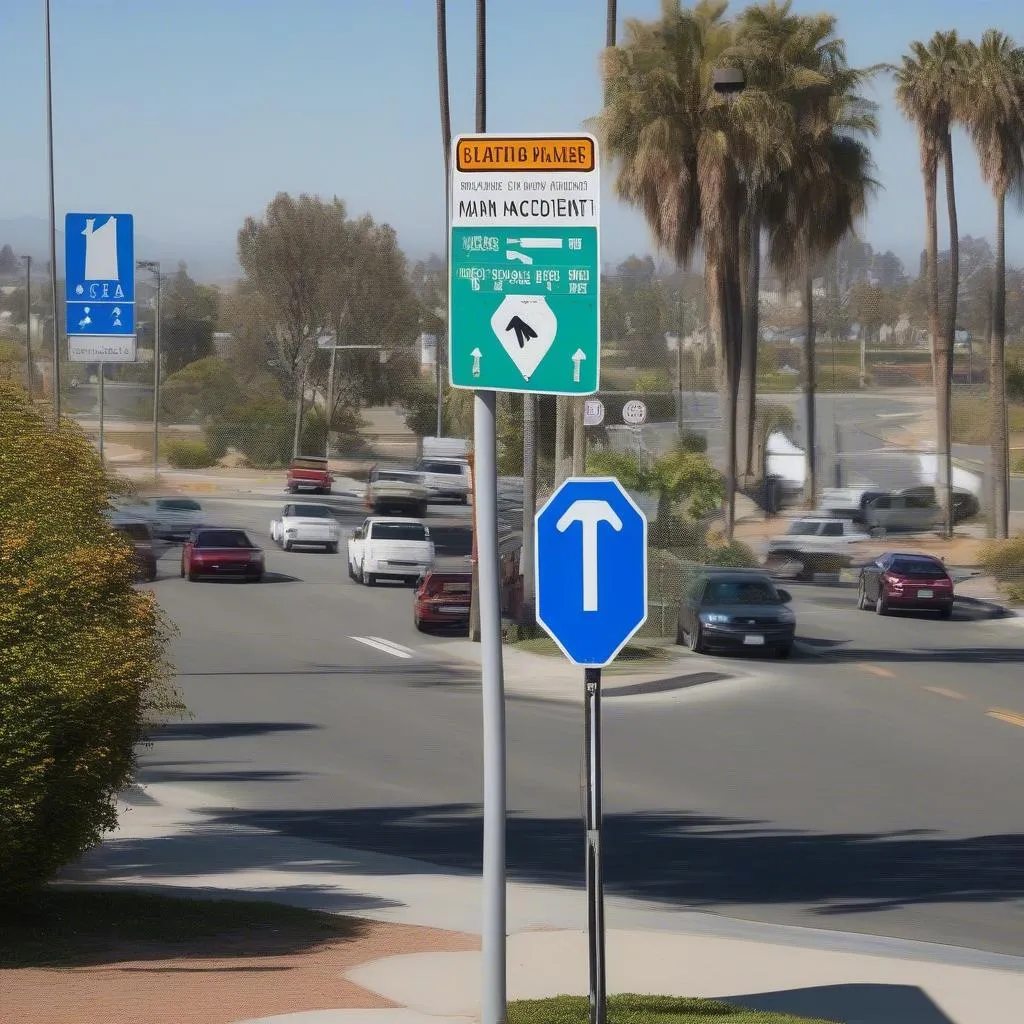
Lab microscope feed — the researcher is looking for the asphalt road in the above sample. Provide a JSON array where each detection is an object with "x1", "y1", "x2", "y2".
[{"x1": 137, "y1": 494, "x2": 1024, "y2": 957}]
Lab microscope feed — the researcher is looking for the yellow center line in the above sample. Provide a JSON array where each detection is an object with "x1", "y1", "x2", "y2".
[
  {"x1": 855, "y1": 664, "x2": 896, "y2": 678},
  {"x1": 922, "y1": 686, "x2": 966, "y2": 700},
  {"x1": 987, "y1": 708, "x2": 1024, "y2": 729}
]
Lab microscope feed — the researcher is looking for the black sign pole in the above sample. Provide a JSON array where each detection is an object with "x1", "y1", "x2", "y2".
[{"x1": 584, "y1": 665, "x2": 606, "y2": 1024}]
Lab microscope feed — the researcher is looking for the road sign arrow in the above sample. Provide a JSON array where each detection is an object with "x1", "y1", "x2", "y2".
[
  {"x1": 505, "y1": 315, "x2": 538, "y2": 349},
  {"x1": 556, "y1": 499, "x2": 623, "y2": 612},
  {"x1": 471, "y1": 347, "x2": 483, "y2": 377},
  {"x1": 572, "y1": 348, "x2": 586, "y2": 383}
]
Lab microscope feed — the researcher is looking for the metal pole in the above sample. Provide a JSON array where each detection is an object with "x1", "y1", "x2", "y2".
[
  {"x1": 436, "y1": 0, "x2": 451, "y2": 441},
  {"x1": 153, "y1": 268, "x2": 161, "y2": 481},
  {"x1": 521, "y1": 394, "x2": 537, "y2": 625},
  {"x1": 98, "y1": 364, "x2": 105, "y2": 465},
  {"x1": 44, "y1": 0, "x2": 60, "y2": 419},
  {"x1": 23, "y1": 255, "x2": 33, "y2": 397},
  {"x1": 584, "y1": 666, "x2": 607, "y2": 1024},
  {"x1": 326, "y1": 343, "x2": 337, "y2": 460}
]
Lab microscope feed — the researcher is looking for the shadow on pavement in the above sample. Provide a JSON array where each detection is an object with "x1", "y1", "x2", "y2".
[
  {"x1": 119, "y1": 804, "x2": 1024, "y2": 932},
  {"x1": 720, "y1": 983, "x2": 953, "y2": 1024},
  {"x1": 148, "y1": 722, "x2": 320, "y2": 741}
]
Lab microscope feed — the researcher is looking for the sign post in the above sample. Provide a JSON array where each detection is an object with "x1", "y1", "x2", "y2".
[
  {"x1": 535, "y1": 477, "x2": 647, "y2": 1024},
  {"x1": 449, "y1": 133, "x2": 601, "y2": 1024},
  {"x1": 65, "y1": 214, "x2": 137, "y2": 362}
]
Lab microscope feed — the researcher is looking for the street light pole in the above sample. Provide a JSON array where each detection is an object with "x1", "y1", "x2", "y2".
[
  {"x1": 44, "y1": 0, "x2": 60, "y2": 418},
  {"x1": 138, "y1": 261, "x2": 162, "y2": 481},
  {"x1": 21, "y1": 255, "x2": 33, "y2": 398}
]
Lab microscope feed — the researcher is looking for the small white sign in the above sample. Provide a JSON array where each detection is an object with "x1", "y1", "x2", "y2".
[
  {"x1": 67, "y1": 335, "x2": 137, "y2": 363},
  {"x1": 583, "y1": 398, "x2": 605, "y2": 426},
  {"x1": 622, "y1": 399, "x2": 647, "y2": 426}
]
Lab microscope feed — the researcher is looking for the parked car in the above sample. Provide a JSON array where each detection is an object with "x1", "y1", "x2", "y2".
[
  {"x1": 413, "y1": 569, "x2": 472, "y2": 632},
  {"x1": 287, "y1": 455, "x2": 333, "y2": 494},
  {"x1": 110, "y1": 515, "x2": 158, "y2": 582},
  {"x1": 415, "y1": 457, "x2": 470, "y2": 504},
  {"x1": 180, "y1": 527, "x2": 265, "y2": 582},
  {"x1": 899, "y1": 485, "x2": 981, "y2": 524},
  {"x1": 269, "y1": 503, "x2": 340, "y2": 552},
  {"x1": 765, "y1": 516, "x2": 870, "y2": 579},
  {"x1": 347, "y1": 516, "x2": 434, "y2": 586},
  {"x1": 819, "y1": 487, "x2": 889, "y2": 525},
  {"x1": 365, "y1": 467, "x2": 430, "y2": 517},
  {"x1": 676, "y1": 570, "x2": 796, "y2": 658},
  {"x1": 147, "y1": 497, "x2": 206, "y2": 542},
  {"x1": 856, "y1": 551, "x2": 954, "y2": 617},
  {"x1": 861, "y1": 492, "x2": 942, "y2": 535}
]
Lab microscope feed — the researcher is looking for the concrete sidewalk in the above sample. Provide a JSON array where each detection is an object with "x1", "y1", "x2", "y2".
[{"x1": 58, "y1": 782, "x2": 1024, "y2": 1024}]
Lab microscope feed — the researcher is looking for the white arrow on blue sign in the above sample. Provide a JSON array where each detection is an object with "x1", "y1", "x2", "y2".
[{"x1": 535, "y1": 477, "x2": 648, "y2": 667}]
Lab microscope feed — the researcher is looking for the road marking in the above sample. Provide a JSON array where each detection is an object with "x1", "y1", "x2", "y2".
[
  {"x1": 922, "y1": 686, "x2": 966, "y2": 700},
  {"x1": 350, "y1": 636, "x2": 415, "y2": 660},
  {"x1": 986, "y1": 707, "x2": 1024, "y2": 729},
  {"x1": 856, "y1": 664, "x2": 895, "y2": 678}
]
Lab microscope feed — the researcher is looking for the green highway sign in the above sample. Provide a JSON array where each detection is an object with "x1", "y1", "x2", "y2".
[{"x1": 449, "y1": 133, "x2": 600, "y2": 395}]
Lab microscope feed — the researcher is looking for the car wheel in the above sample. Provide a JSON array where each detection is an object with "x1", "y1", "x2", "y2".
[
  {"x1": 776, "y1": 643, "x2": 793, "y2": 659},
  {"x1": 361, "y1": 567, "x2": 375, "y2": 586},
  {"x1": 939, "y1": 602, "x2": 953, "y2": 620},
  {"x1": 414, "y1": 614, "x2": 427, "y2": 633},
  {"x1": 187, "y1": 569, "x2": 199, "y2": 582},
  {"x1": 283, "y1": 540, "x2": 293, "y2": 552},
  {"x1": 689, "y1": 624, "x2": 705, "y2": 654},
  {"x1": 857, "y1": 581, "x2": 871, "y2": 610},
  {"x1": 460, "y1": 495, "x2": 469, "y2": 506},
  {"x1": 875, "y1": 593, "x2": 888, "y2": 615},
  {"x1": 179, "y1": 562, "x2": 185, "y2": 578},
  {"x1": 249, "y1": 572, "x2": 264, "y2": 584},
  {"x1": 416, "y1": 502, "x2": 428, "y2": 519},
  {"x1": 326, "y1": 542, "x2": 338, "y2": 554}
]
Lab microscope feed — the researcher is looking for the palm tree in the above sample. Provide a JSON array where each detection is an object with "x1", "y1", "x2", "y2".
[
  {"x1": 762, "y1": 18, "x2": 879, "y2": 508},
  {"x1": 594, "y1": 0, "x2": 791, "y2": 540},
  {"x1": 894, "y1": 31, "x2": 969, "y2": 538},
  {"x1": 961, "y1": 31, "x2": 1024, "y2": 539}
]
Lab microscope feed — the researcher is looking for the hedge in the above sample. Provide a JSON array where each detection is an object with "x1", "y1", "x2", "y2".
[
  {"x1": 0, "y1": 383, "x2": 180, "y2": 901},
  {"x1": 163, "y1": 438, "x2": 218, "y2": 469}
]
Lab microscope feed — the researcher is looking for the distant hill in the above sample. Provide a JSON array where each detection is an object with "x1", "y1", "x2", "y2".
[{"x1": 0, "y1": 216, "x2": 240, "y2": 283}]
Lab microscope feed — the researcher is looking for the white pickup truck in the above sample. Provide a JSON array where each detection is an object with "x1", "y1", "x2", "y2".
[
  {"x1": 765, "y1": 516, "x2": 870, "y2": 580},
  {"x1": 347, "y1": 516, "x2": 435, "y2": 586}
]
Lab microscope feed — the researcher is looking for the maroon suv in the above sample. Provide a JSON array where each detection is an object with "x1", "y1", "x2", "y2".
[{"x1": 857, "y1": 552, "x2": 954, "y2": 617}]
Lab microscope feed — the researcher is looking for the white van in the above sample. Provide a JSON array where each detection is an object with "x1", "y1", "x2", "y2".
[
  {"x1": 347, "y1": 516, "x2": 435, "y2": 586},
  {"x1": 415, "y1": 457, "x2": 470, "y2": 504}
]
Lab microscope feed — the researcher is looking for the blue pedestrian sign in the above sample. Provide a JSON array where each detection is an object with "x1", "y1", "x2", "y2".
[
  {"x1": 65, "y1": 213, "x2": 136, "y2": 359},
  {"x1": 535, "y1": 477, "x2": 648, "y2": 666}
]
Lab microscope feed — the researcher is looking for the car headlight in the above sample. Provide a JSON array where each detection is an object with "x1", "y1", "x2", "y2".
[{"x1": 700, "y1": 612, "x2": 732, "y2": 624}]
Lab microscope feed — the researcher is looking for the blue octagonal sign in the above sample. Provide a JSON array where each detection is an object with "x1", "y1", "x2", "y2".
[{"x1": 535, "y1": 476, "x2": 648, "y2": 667}]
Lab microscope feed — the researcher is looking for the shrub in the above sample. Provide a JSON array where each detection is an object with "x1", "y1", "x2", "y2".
[
  {"x1": 1013, "y1": 453, "x2": 1024, "y2": 475},
  {"x1": 703, "y1": 540, "x2": 759, "y2": 567},
  {"x1": 0, "y1": 383, "x2": 180, "y2": 901},
  {"x1": 979, "y1": 536, "x2": 1024, "y2": 585},
  {"x1": 163, "y1": 438, "x2": 217, "y2": 469},
  {"x1": 678, "y1": 429, "x2": 707, "y2": 453},
  {"x1": 206, "y1": 396, "x2": 295, "y2": 468}
]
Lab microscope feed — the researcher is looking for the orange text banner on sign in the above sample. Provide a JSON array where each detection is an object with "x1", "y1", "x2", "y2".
[{"x1": 457, "y1": 136, "x2": 596, "y2": 173}]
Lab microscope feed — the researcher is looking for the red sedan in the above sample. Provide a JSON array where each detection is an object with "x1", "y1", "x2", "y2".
[
  {"x1": 414, "y1": 570, "x2": 471, "y2": 632},
  {"x1": 181, "y1": 527, "x2": 265, "y2": 583},
  {"x1": 857, "y1": 552, "x2": 954, "y2": 617}
]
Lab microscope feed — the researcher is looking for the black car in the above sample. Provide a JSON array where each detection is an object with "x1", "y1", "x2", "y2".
[{"x1": 677, "y1": 570, "x2": 796, "y2": 658}]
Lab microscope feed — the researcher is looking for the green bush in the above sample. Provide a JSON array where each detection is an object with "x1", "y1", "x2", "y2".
[
  {"x1": 678, "y1": 429, "x2": 707, "y2": 453},
  {"x1": 163, "y1": 438, "x2": 217, "y2": 469},
  {"x1": 0, "y1": 383, "x2": 180, "y2": 902},
  {"x1": 206, "y1": 396, "x2": 295, "y2": 468},
  {"x1": 508, "y1": 993, "x2": 831, "y2": 1022},
  {"x1": 979, "y1": 536, "x2": 1024, "y2": 584},
  {"x1": 703, "y1": 540, "x2": 759, "y2": 567},
  {"x1": 1013, "y1": 453, "x2": 1024, "y2": 475}
]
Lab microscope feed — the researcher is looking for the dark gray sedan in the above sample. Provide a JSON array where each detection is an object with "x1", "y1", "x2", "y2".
[{"x1": 676, "y1": 570, "x2": 796, "y2": 658}]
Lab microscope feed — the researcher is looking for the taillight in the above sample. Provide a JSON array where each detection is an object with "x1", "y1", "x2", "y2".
[{"x1": 883, "y1": 572, "x2": 904, "y2": 588}]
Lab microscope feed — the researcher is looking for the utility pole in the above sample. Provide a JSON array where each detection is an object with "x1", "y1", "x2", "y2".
[
  {"x1": 21, "y1": 255, "x2": 33, "y2": 397},
  {"x1": 44, "y1": 0, "x2": 60, "y2": 418},
  {"x1": 138, "y1": 261, "x2": 162, "y2": 481}
]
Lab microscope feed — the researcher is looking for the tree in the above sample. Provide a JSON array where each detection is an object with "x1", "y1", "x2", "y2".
[
  {"x1": 237, "y1": 193, "x2": 349, "y2": 457},
  {"x1": 762, "y1": 12, "x2": 879, "y2": 507},
  {"x1": 159, "y1": 356, "x2": 244, "y2": 423},
  {"x1": 961, "y1": 31, "x2": 1024, "y2": 539},
  {"x1": 895, "y1": 31, "x2": 969, "y2": 537},
  {"x1": 159, "y1": 263, "x2": 219, "y2": 376},
  {"x1": 0, "y1": 383, "x2": 178, "y2": 900},
  {"x1": 595, "y1": 0, "x2": 794, "y2": 540},
  {"x1": 0, "y1": 244, "x2": 17, "y2": 276}
]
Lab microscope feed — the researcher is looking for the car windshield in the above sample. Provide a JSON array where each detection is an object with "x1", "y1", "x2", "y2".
[
  {"x1": 292, "y1": 505, "x2": 332, "y2": 518},
  {"x1": 158, "y1": 499, "x2": 201, "y2": 511},
  {"x1": 424, "y1": 462, "x2": 464, "y2": 475},
  {"x1": 787, "y1": 521, "x2": 821, "y2": 536},
  {"x1": 890, "y1": 557, "x2": 945, "y2": 578},
  {"x1": 703, "y1": 579, "x2": 778, "y2": 605},
  {"x1": 371, "y1": 523, "x2": 427, "y2": 541},
  {"x1": 195, "y1": 530, "x2": 253, "y2": 549},
  {"x1": 378, "y1": 471, "x2": 420, "y2": 482}
]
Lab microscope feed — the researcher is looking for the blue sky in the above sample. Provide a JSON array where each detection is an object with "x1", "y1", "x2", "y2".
[{"x1": 2, "y1": 0, "x2": 1022, "y2": 279}]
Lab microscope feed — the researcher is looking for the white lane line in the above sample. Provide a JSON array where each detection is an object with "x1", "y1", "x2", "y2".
[{"x1": 350, "y1": 636, "x2": 415, "y2": 659}]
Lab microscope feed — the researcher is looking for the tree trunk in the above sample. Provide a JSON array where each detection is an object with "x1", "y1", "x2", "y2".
[
  {"x1": 554, "y1": 396, "x2": 568, "y2": 484},
  {"x1": 991, "y1": 190, "x2": 1009, "y2": 540},
  {"x1": 571, "y1": 397, "x2": 585, "y2": 475},
  {"x1": 939, "y1": 135, "x2": 958, "y2": 538},
  {"x1": 291, "y1": 368, "x2": 306, "y2": 458},
  {"x1": 802, "y1": 258, "x2": 817, "y2": 509},
  {"x1": 923, "y1": 159, "x2": 941, "y2": 465},
  {"x1": 738, "y1": 210, "x2": 761, "y2": 481},
  {"x1": 720, "y1": 251, "x2": 742, "y2": 543}
]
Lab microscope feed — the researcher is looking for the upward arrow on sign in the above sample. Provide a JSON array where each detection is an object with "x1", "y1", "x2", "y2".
[{"x1": 556, "y1": 499, "x2": 623, "y2": 612}]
